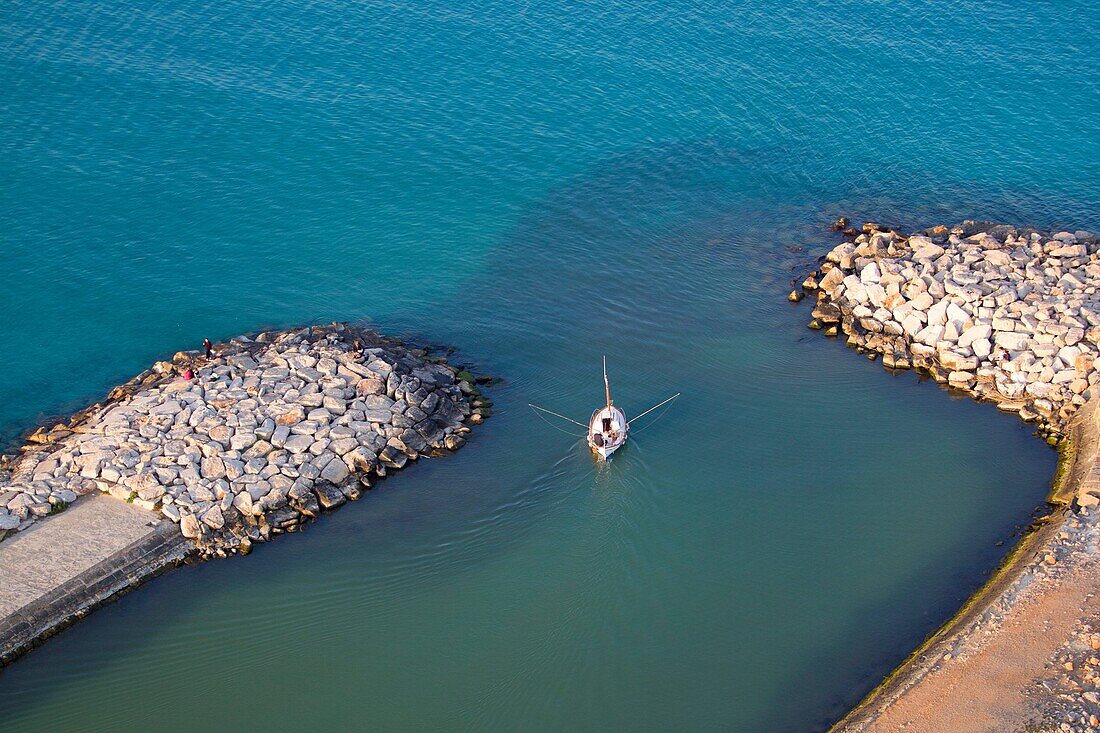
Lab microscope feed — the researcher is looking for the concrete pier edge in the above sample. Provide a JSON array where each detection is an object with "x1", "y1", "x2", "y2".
[{"x1": 0, "y1": 520, "x2": 194, "y2": 668}]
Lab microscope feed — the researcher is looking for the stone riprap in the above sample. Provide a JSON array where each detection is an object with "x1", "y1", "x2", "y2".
[
  {"x1": 803, "y1": 221, "x2": 1099, "y2": 451},
  {"x1": 0, "y1": 323, "x2": 490, "y2": 555}
]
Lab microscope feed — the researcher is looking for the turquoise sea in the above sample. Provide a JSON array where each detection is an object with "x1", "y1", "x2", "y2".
[{"x1": 1, "y1": 1, "x2": 1096, "y2": 730}]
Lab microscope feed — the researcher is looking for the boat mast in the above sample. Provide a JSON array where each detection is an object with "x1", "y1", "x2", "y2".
[{"x1": 603, "y1": 355, "x2": 612, "y2": 409}]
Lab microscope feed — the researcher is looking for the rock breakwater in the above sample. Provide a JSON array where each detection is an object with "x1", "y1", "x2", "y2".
[
  {"x1": 0, "y1": 323, "x2": 490, "y2": 556},
  {"x1": 802, "y1": 221, "x2": 1100, "y2": 458}
]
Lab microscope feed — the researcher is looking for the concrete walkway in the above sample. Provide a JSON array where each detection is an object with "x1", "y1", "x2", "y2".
[{"x1": 0, "y1": 495, "x2": 193, "y2": 666}]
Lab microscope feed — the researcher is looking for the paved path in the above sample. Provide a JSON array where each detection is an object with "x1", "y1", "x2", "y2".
[
  {"x1": 0, "y1": 496, "x2": 158, "y2": 617},
  {"x1": 0, "y1": 495, "x2": 192, "y2": 665}
]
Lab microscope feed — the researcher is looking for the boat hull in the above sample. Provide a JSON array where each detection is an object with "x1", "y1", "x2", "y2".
[
  {"x1": 593, "y1": 443, "x2": 622, "y2": 459},
  {"x1": 588, "y1": 405, "x2": 628, "y2": 460}
]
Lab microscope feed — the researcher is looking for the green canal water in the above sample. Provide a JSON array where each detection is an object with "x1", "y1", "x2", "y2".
[{"x1": 1, "y1": 0, "x2": 1094, "y2": 730}]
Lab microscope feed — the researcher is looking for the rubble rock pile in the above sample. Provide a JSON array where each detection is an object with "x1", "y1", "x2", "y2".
[
  {"x1": 802, "y1": 221, "x2": 1100, "y2": 442},
  {"x1": 0, "y1": 323, "x2": 491, "y2": 555}
]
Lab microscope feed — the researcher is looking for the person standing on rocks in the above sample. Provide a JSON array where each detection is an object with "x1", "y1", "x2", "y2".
[{"x1": 203, "y1": 338, "x2": 213, "y2": 358}]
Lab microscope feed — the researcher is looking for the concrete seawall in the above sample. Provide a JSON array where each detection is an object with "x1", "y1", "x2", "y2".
[{"x1": 0, "y1": 495, "x2": 194, "y2": 667}]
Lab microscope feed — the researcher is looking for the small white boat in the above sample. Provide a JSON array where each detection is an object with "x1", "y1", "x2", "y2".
[
  {"x1": 588, "y1": 358, "x2": 628, "y2": 459},
  {"x1": 529, "y1": 357, "x2": 680, "y2": 462}
]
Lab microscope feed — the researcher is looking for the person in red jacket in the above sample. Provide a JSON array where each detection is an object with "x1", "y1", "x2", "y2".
[{"x1": 203, "y1": 338, "x2": 213, "y2": 358}]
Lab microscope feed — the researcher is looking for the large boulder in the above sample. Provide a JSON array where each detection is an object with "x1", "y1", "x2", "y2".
[
  {"x1": 200, "y1": 456, "x2": 227, "y2": 480},
  {"x1": 938, "y1": 349, "x2": 979, "y2": 372},
  {"x1": 842, "y1": 276, "x2": 868, "y2": 304},
  {"x1": 818, "y1": 267, "x2": 845, "y2": 294},
  {"x1": 957, "y1": 323, "x2": 993, "y2": 349},
  {"x1": 320, "y1": 458, "x2": 350, "y2": 484},
  {"x1": 860, "y1": 262, "x2": 881, "y2": 285},
  {"x1": 282, "y1": 434, "x2": 314, "y2": 454},
  {"x1": 915, "y1": 324, "x2": 945, "y2": 347},
  {"x1": 994, "y1": 331, "x2": 1030, "y2": 351},
  {"x1": 201, "y1": 505, "x2": 225, "y2": 529},
  {"x1": 180, "y1": 513, "x2": 202, "y2": 539},
  {"x1": 343, "y1": 446, "x2": 377, "y2": 474},
  {"x1": 313, "y1": 482, "x2": 346, "y2": 510}
]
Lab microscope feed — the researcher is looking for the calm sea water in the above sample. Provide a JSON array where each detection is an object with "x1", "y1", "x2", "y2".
[{"x1": 1, "y1": 1, "x2": 1096, "y2": 730}]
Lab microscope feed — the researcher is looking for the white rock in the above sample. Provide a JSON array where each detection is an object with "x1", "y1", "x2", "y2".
[
  {"x1": 916, "y1": 324, "x2": 945, "y2": 347},
  {"x1": 223, "y1": 458, "x2": 245, "y2": 480},
  {"x1": 180, "y1": 513, "x2": 201, "y2": 539},
  {"x1": 330, "y1": 438, "x2": 359, "y2": 456},
  {"x1": 913, "y1": 242, "x2": 946, "y2": 260},
  {"x1": 909, "y1": 292, "x2": 934, "y2": 311},
  {"x1": 939, "y1": 349, "x2": 978, "y2": 371},
  {"x1": 948, "y1": 371, "x2": 975, "y2": 387},
  {"x1": 1053, "y1": 370, "x2": 1077, "y2": 384},
  {"x1": 343, "y1": 446, "x2": 376, "y2": 473},
  {"x1": 307, "y1": 408, "x2": 332, "y2": 423},
  {"x1": 927, "y1": 300, "x2": 948, "y2": 326},
  {"x1": 860, "y1": 262, "x2": 881, "y2": 284},
  {"x1": 994, "y1": 331, "x2": 1030, "y2": 351},
  {"x1": 271, "y1": 425, "x2": 290, "y2": 448},
  {"x1": 322, "y1": 395, "x2": 346, "y2": 415},
  {"x1": 53, "y1": 489, "x2": 78, "y2": 504},
  {"x1": 957, "y1": 323, "x2": 992, "y2": 348},
  {"x1": 201, "y1": 505, "x2": 225, "y2": 529},
  {"x1": 901, "y1": 315, "x2": 924, "y2": 338},
  {"x1": 232, "y1": 491, "x2": 253, "y2": 515},
  {"x1": 230, "y1": 433, "x2": 256, "y2": 451},
  {"x1": 255, "y1": 418, "x2": 275, "y2": 441},
  {"x1": 819, "y1": 267, "x2": 845, "y2": 293},
  {"x1": 853, "y1": 305, "x2": 874, "y2": 319},
  {"x1": 1026, "y1": 382, "x2": 1052, "y2": 398},
  {"x1": 945, "y1": 303, "x2": 971, "y2": 330},
  {"x1": 1058, "y1": 345, "x2": 1081, "y2": 365},
  {"x1": 843, "y1": 275, "x2": 868, "y2": 304}
]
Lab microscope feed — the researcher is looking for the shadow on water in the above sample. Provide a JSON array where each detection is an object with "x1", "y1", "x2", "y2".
[{"x1": 0, "y1": 136, "x2": 1073, "y2": 732}]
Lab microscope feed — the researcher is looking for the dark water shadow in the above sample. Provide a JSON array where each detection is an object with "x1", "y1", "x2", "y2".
[{"x1": 0, "y1": 137, "x2": 1077, "y2": 732}]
